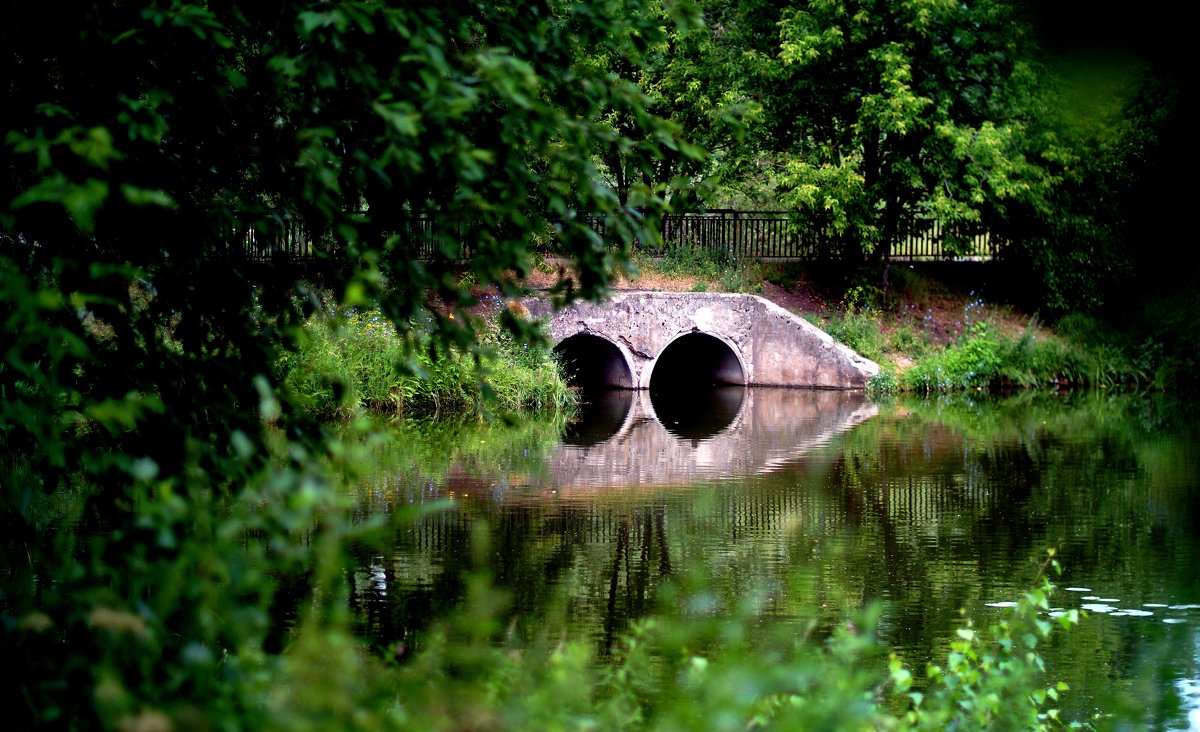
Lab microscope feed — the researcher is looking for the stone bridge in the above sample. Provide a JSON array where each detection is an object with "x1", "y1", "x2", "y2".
[{"x1": 524, "y1": 291, "x2": 879, "y2": 390}]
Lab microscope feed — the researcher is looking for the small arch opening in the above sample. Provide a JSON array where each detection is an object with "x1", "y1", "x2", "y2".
[{"x1": 553, "y1": 333, "x2": 635, "y2": 391}]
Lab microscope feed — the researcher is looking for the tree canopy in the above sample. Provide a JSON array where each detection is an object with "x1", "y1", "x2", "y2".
[{"x1": 772, "y1": 0, "x2": 1052, "y2": 248}]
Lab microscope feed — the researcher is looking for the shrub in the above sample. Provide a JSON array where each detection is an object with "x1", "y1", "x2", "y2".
[
  {"x1": 867, "y1": 369, "x2": 899, "y2": 394},
  {"x1": 902, "y1": 324, "x2": 1005, "y2": 392}
]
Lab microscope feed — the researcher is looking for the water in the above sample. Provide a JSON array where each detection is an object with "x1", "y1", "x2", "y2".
[{"x1": 349, "y1": 389, "x2": 1200, "y2": 729}]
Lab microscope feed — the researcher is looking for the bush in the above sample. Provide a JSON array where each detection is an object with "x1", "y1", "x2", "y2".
[{"x1": 867, "y1": 369, "x2": 899, "y2": 394}]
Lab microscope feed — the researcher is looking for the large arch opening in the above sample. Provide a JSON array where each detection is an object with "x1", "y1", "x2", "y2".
[
  {"x1": 648, "y1": 332, "x2": 745, "y2": 390},
  {"x1": 553, "y1": 332, "x2": 635, "y2": 391}
]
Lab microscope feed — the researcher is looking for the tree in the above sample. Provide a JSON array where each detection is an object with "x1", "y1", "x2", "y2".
[
  {"x1": 1, "y1": 1, "x2": 688, "y2": 727},
  {"x1": 591, "y1": 0, "x2": 765, "y2": 209},
  {"x1": 764, "y1": 0, "x2": 1065, "y2": 273}
]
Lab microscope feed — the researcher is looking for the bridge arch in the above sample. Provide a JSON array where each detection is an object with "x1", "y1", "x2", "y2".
[
  {"x1": 645, "y1": 330, "x2": 747, "y2": 391},
  {"x1": 553, "y1": 331, "x2": 636, "y2": 390}
]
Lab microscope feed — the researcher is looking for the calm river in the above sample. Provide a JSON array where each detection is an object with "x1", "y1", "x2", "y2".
[{"x1": 349, "y1": 389, "x2": 1200, "y2": 729}]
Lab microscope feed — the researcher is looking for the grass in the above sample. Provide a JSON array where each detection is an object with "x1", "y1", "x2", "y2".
[
  {"x1": 630, "y1": 245, "x2": 764, "y2": 294},
  {"x1": 900, "y1": 322, "x2": 1077, "y2": 392},
  {"x1": 275, "y1": 306, "x2": 575, "y2": 420}
]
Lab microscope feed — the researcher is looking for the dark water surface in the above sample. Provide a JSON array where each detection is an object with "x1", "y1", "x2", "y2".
[{"x1": 349, "y1": 390, "x2": 1200, "y2": 729}]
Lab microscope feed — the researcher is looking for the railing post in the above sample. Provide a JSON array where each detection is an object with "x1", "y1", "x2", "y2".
[{"x1": 732, "y1": 209, "x2": 740, "y2": 259}]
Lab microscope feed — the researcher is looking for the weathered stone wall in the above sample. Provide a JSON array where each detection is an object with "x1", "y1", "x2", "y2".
[{"x1": 524, "y1": 291, "x2": 879, "y2": 389}]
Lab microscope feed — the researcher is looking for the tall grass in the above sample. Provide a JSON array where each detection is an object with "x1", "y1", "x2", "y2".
[
  {"x1": 899, "y1": 321, "x2": 1142, "y2": 392},
  {"x1": 811, "y1": 286, "x2": 888, "y2": 362},
  {"x1": 276, "y1": 307, "x2": 575, "y2": 419},
  {"x1": 822, "y1": 309, "x2": 888, "y2": 363}
]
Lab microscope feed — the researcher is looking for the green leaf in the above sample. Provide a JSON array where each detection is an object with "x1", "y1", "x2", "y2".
[{"x1": 120, "y1": 184, "x2": 177, "y2": 209}]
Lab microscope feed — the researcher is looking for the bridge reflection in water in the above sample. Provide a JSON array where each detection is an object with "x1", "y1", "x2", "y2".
[{"x1": 551, "y1": 387, "x2": 877, "y2": 489}]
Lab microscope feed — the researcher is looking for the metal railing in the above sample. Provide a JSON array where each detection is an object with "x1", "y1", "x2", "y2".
[
  {"x1": 641, "y1": 210, "x2": 997, "y2": 261},
  {"x1": 223, "y1": 213, "x2": 319, "y2": 262},
  {"x1": 223, "y1": 210, "x2": 999, "y2": 263}
]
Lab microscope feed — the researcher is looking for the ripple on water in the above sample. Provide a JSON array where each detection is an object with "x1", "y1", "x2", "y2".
[
  {"x1": 1110, "y1": 609, "x2": 1155, "y2": 617},
  {"x1": 1066, "y1": 592, "x2": 1196, "y2": 623}
]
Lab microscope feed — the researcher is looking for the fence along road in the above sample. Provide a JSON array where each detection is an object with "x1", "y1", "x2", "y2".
[{"x1": 224, "y1": 210, "x2": 998, "y2": 263}]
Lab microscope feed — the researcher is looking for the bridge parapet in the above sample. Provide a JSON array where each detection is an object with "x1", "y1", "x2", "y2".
[{"x1": 525, "y1": 292, "x2": 879, "y2": 390}]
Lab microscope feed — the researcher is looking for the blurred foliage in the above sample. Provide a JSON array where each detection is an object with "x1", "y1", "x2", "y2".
[
  {"x1": 0, "y1": 0, "x2": 691, "y2": 727},
  {"x1": 287, "y1": 546, "x2": 1088, "y2": 731}
]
